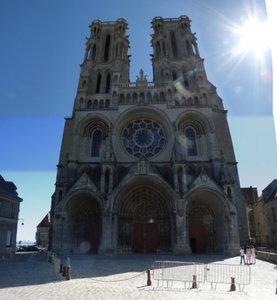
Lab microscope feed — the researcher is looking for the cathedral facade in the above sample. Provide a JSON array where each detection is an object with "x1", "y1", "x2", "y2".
[{"x1": 49, "y1": 16, "x2": 248, "y2": 256}]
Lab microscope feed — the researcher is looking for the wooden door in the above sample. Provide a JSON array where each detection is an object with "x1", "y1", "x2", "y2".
[
  {"x1": 189, "y1": 225, "x2": 205, "y2": 253},
  {"x1": 86, "y1": 226, "x2": 100, "y2": 253},
  {"x1": 146, "y1": 223, "x2": 157, "y2": 253},
  {"x1": 133, "y1": 224, "x2": 144, "y2": 253}
]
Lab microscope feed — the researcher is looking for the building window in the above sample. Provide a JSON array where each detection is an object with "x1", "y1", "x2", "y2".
[
  {"x1": 105, "y1": 73, "x2": 111, "y2": 93},
  {"x1": 40, "y1": 233, "x2": 47, "y2": 240},
  {"x1": 121, "y1": 119, "x2": 166, "y2": 159},
  {"x1": 91, "y1": 130, "x2": 102, "y2": 157},
  {"x1": 185, "y1": 128, "x2": 197, "y2": 156},
  {"x1": 6, "y1": 230, "x2": 12, "y2": 247},
  {"x1": 272, "y1": 207, "x2": 276, "y2": 222},
  {"x1": 170, "y1": 32, "x2": 178, "y2": 58},
  {"x1": 10, "y1": 204, "x2": 15, "y2": 218},
  {"x1": 104, "y1": 34, "x2": 110, "y2": 62},
  {"x1": 96, "y1": 73, "x2": 101, "y2": 93}
]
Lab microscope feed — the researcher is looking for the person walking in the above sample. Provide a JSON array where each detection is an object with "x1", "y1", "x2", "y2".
[
  {"x1": 246, "y1": 246, "x2": 252, "y2": 264},
  {"x1": 240, "y1": 247, "x2": 245, "y2": 264},
  {"x1": 251, "y1": 245, "x2": 256, "y2": 264}
]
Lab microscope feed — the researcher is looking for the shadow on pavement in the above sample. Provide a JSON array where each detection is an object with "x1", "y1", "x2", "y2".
[{"x1": 0, "y1": 252, "x2": 230, "y2": 288}]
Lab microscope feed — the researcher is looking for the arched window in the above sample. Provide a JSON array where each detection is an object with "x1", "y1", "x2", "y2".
[
  {"x1": 160, "y1": 92, "x2": 165, "y2": 101},
  {"x1": 139, "y1": 92, "x2": 145, "y2": 102},
  {"x1": 99, "y1": 99, "x2": 104, "y2": 108},
  {"x1": 162, "y1": 40, "x2": 166, "y2": 56},
  {"x1": 96, "y1": 73, "x2": 101, "y2": 93},
  {"x1": 185, "y1": 128, "x2": 197, "y2": 156},
  {"x1": 105, "y1": 99, "x2": 110, "y2": 108},
  {"x1": 79, "y1": 97, "x2": 84, "y2": 108},
  {"x1": 184, "y1": 78, "x2": 189, "y2": 90},
  {"x1": 126, "y1": 93, "x2": 131, "y2": 103},
  {"x1": 58, "y1": 190, "x2": 63, "y2": 201},
  {"x1": 119, "y1": 93, "x2": 125, "y2": 103},
  {"x1": 156, "y1": 41, "x2": 161, "y2": 58},
  {"x1": 186, "y1": 40, "x2": 191, "y2": 55},
  {"x1": 172, "y1": 70, "x2": 177, "y2": 81},
  {"x1": 227, "y1": 187, "x2": 232, "y2": 198},
  {"x1": 87, "y1": 100, "x2": 92, "y2": 109},
  {"x1": 104, "y1": 34, "x2": 110, "y2": 62},
  {"x1": 105, "y1": 73, "x2": 111, "y2": 93},
  {"x1": 170, "y1": 32, "x2": 178, "y2": 58},
  {"x1": 91, "y1": 130, "x2": 102, "y2": 157},
  {"x1": 194, "y1": 97, "x2": 200, "y2": 105},
  {"x1": 133, "y1": 93, "x2": 138, "y2": 102},
  {"x1": 147, "y1": 92, "x2": 152, "y2": 102},
  {"x1": 93, "y1": 100, "x2": 98, "y2": 109},
  {"x1": 153, "y1": 92, "x2": 158, "y2": 102},
  {"x1": 92, "y1": 44, "x2": 96, "y2": 60}
]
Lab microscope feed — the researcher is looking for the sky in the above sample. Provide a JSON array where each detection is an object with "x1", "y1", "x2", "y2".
[{"x1": 0, "y1": 0, "x2": 276, "y2": 243}]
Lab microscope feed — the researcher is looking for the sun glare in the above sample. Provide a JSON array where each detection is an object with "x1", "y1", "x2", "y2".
[{"x1": 236, "y1": 19, "x2": 270, "y2": 57}]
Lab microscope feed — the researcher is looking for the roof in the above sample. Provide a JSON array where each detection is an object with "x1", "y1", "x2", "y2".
[
  {"x1": 262, "y1": 179, "x2": 277, "y2": 203},
  {"x1": 37, "y1": 214, "x2": 51, "y2": 228},
  {"x1": 241, "y1": 187, "x2": 259, "y2": 206},
  {"x1": 0, "y1": 174, "x2": 22, "y2": 200}
]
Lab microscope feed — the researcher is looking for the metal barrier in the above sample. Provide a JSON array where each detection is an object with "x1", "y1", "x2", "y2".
[
  {"x1": 152, "y1": 261, "x2": 205, "y2": 288},
  {"x1": 205, "y1": 263, "x2": 251, "y2": 291},
  {"x1": 152, "y1": 261, "x2": 251, "y2": 291}
]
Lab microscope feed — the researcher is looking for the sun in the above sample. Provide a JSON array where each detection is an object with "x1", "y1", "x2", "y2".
[{"x1": 235, "y1": 18, "x2": 270, "y2": 58}]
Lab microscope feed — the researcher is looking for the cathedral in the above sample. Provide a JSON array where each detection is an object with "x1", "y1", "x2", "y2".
[{"x1": 49, "y1": 15, "x2": 248, "y2": 256}]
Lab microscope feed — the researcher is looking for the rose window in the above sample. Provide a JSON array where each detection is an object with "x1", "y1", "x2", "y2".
[{"x1": 122, "y1": 119, "x2": 165, "y2": 158}]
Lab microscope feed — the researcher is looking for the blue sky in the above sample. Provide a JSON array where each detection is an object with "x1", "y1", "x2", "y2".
[{"x1": 0, "y1": 0, "x2": 276, "y2": 243}]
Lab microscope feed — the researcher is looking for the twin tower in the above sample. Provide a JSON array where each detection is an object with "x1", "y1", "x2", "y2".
[{"x1": 49, "y1": 16, "x2": 248, "y2": 256}]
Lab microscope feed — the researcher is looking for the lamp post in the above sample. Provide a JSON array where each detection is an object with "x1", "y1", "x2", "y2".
[{"x1": 18, "y1": 218, "x2": 24, "y2": 225}]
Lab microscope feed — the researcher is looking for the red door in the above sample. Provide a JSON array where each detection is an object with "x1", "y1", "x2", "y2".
[
  {"x1": 189, "y1": 226, "x2": 205, "y2": 253},
  {"x1": 146, "y1": 223, "x2": 157, "y2": 253},
  {"x1": 86, "y1": 226, "x2": 100, "y2": 253},
  {"x1": 133, "y1": 224, "x2": 144, "y2": 253}
]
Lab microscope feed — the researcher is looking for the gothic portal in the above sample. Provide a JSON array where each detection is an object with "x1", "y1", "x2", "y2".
[{"x1": 49, "y1": 16, "x2": 248, "y2": 256}]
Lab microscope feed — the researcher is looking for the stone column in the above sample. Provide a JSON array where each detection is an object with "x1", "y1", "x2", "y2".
[
  {"x1": 100, "y1": 168, "x2": 105, "y2": 193},
  {"x1": 226, "y1": 211, "x2": 240, "y2": 256},
  {"x1": 182, "y1": 168, "x2": 187, "y2": 193},
  {"x1": 98, "y1": 210, "x2": 116, "y2": 255},
  {"x1": 108, "y1": 170, "x2": 113, "y2": 194},
  {"x1": 173, "y1": 199, "x2": 191, "y2": 255},
  {"x1": 173, "y1": 166, "x2": 178, "y2": 192}
]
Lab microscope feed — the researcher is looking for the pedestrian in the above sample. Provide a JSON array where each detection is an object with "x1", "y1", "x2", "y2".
[
  {"x1": 251, "y1": 245, "x2": 256, "y2": 264},
  {"x1": 240, "y1": 247, "x2": 245, "y2": 265},
  {"x1": 246, "y1": 246, "x2": 252, "y2": 264}
]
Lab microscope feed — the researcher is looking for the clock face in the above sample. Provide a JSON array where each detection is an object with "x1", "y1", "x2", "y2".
[{"x1": 122, "y1": 119, "x2": 165, "y2": 158}]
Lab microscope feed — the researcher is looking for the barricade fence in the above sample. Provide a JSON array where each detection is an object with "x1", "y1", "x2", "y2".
[{"x1": 152, "y1": 261, "x2": 251, "y2": 291}]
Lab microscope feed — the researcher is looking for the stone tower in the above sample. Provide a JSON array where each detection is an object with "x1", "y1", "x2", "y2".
[{"x1": 49, "y1": 16, "x2": 248, "y2": 256}]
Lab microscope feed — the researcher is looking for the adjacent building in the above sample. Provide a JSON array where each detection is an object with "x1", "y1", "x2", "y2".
[
  {"x1": 253, "y1": 179, "x2": 277, "y2": 248},
  {"x1": 36, "y1": 213, "x2": 50, "y2": 248},
  {"x1": 0, "y1": 175, "x2": 22, "y2": 258},
  {"x1": 49, "y1": 16, "x2": 248, "y2": 256}
]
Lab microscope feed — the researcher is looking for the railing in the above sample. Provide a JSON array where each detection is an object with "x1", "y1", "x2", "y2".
[
  {"x1": 205, "y1": 263, "x2": 251, "y2": 291},
  {"x1": 153, "y1": 261, "x2": 205, "y2": 288},
  {"x1": 152, "y1": 261, "x2": 251, "y2": 291}
]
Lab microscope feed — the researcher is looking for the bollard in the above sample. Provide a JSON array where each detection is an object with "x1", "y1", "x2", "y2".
[
  {"x1": 63, "y1": 266, "x2": 66, "y2": 277},
  {"x1": 147, "y1": 269, "x2": 152, "y2": 286},
  {"x1": 230, "y1": 277, "x2": 236, "y2": 291},
  {"x1": 191, "y1": 275, "x2": 197, "y2": 289},
  {"x1": 60, "y1": 264, "x2": 63, "y2": 273},
  {"x1": 66, "y1": 266, "x2": 71, "y2": 280}
]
